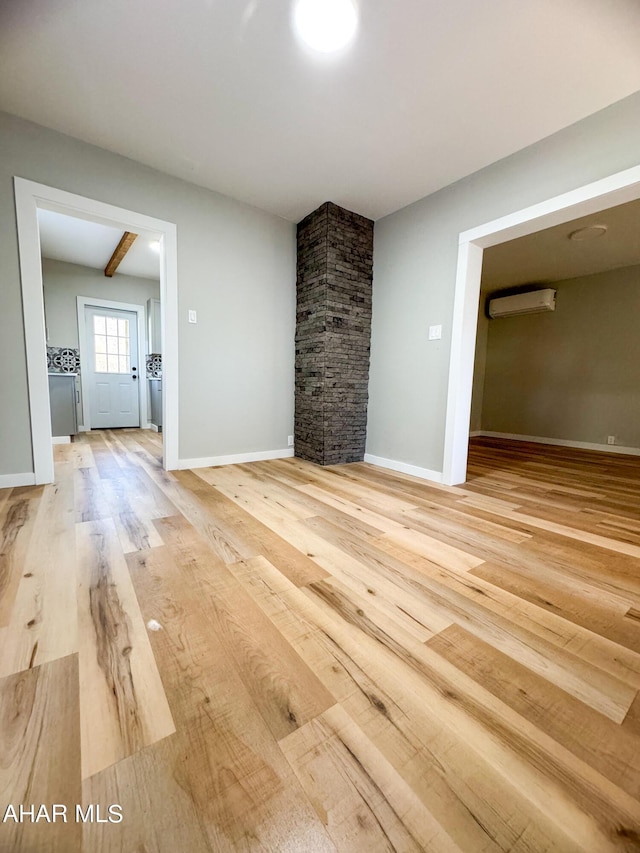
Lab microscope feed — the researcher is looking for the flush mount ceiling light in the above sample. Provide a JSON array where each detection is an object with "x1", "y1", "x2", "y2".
[
  {"x1": 293, "y1": 0, "x2": 358, "y2": 53},
  {"x1": 568, "y1": 224, "x2": 608, "y2": 241}
]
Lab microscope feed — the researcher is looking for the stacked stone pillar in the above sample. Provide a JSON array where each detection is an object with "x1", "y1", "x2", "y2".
[{"x1": 295, "y1": 202, "x2": 373, "y2": 465}]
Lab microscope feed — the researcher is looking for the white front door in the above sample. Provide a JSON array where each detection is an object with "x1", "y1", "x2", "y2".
[{"x1": 85, "y1": 306, "x2": 140, "y2": 428}]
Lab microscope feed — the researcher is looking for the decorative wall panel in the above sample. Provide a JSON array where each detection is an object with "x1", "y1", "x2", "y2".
[{"x1": 47, "y1": 346, "x2": 80, "y2": 374}]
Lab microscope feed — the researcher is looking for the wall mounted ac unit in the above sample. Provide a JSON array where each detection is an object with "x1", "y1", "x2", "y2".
[{"x1": 488, "y1": 288, "x2": 556, "y2": 318}]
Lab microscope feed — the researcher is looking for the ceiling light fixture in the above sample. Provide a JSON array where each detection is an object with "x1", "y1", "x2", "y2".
[
  {"x1": 293, "y1": 0, "x2": 358, "y2": 53},
  {"x1": 568, "y1": 224, "x2": 607, "y2": 241}
]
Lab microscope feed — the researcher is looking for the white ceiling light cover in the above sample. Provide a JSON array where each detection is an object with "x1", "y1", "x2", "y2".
[{"x1": 293, "y1": 0, "x2": 358, "y2": 52}]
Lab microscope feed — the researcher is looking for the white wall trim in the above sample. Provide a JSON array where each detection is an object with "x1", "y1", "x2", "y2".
[
  {"x1": 178, "y1": 448, "x2": 294, "y2": 470},
  {"x1": 442, "y1": 240, "x2": 483, "y2": 486},
  {"x1": 473, "y1": 431, "x2": 640, "y2": 457},
  {"x1": 0, "y1": 473, "x2": 37, "y2": 489},
  {"x1": 77, "y1": 296, "x2": 148, "y2": 431},
  {"x1": 51, "y1": 436, "x2": 71, "y2": 445},
  {"x1": 458, "y1": 163, "x2": 640, "y2": 248},
  {"x1": 14, "y1": 180, "x2": 52, "y2": 483},
  {"x1": 14, "y1": 177, "x2": 179, "y2": 482},
  {"x1": 443, "y1": 162, "x2": 640, "y2": 487},
  {"x1": 364, "y1": 453, "x2": 443, "y2": 484}
]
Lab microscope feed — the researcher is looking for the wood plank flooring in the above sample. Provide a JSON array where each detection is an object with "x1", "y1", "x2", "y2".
[{"x1": 1, "y1": 431, "x2": 640, "y2": 851}]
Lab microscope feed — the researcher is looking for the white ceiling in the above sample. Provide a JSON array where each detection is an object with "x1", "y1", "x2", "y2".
[
  {"x1": 1, "y1": 1, "x2": 640, "y2": 223},
  {"x1": 481, "y1": 198, "x2": 640, "y2": 294},
  {"x1": 38, "y1": 209, "x2": 161, "y2": 280}
]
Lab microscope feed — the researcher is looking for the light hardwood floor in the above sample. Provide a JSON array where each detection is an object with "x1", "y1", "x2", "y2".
[{"x1": 1, "y1": 431, "x2": 640, "y2": 852}]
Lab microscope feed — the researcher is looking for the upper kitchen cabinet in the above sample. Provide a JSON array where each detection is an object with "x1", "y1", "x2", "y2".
[{"x1": 147, "y1": 297, "x2": 162, "y2": 353}]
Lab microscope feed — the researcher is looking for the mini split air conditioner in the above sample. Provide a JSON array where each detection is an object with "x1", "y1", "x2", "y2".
[{"x1": 488, "y1": 288, "x2": 556, "y2": 318}]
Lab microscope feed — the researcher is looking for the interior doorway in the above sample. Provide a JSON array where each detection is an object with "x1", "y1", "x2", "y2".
[
  {"x1": 14, "y1": 177, "x2": 179, "y2": 484},
  {"x1": 469, "y1": 197, "x2": 640, "y2": 462},
  {"x1": 442, "y1": 162, "x2": 640, "y2": 487}
]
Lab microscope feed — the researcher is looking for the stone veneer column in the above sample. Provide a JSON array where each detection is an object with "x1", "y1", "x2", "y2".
[{"x1": 295, "y1": 202, "x2": 374, "y2": 465}]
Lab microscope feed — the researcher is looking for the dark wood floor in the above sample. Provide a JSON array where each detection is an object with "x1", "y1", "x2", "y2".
[{"x1": 1, "y1": 431, "x2": 640, "y2": 851}]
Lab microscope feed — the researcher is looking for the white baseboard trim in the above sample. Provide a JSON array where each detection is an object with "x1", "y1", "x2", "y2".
[
  {"x1": 364, "y1": 453, "x2": 443, "y2": 484},
  {"x1": 52, "y1": 436, "x2": 71, "y2": 445},
  {"x1": 178, "y1": 448, "x2": 294, "y2": 470},
  {"x1": 474, "y1": 431, "x2": 640, "y2": 457},
  {"x1": 78, "y1": 426, "x2": 91, "y2": 432},
  {"x1": 0, "y1": 472, "x2": 37, "y2": 489},
  {"x1": 148, "y1": 423, "x2": 160, "y2": 433}
]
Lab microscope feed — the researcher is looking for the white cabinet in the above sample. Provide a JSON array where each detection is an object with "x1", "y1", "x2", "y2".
[
  {"x1": 49, "y1": 373, "x2": 78, "y2": 437},
  {"x1": 149, "y1": 379, "x2": 162, "y2": 430}
]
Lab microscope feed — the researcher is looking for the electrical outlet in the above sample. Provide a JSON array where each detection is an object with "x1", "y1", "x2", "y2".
[
  {"x1": 288, "y1": 435, "x2": 294, "y2": 447},
  {"x1": 428, "y1": 324, "x2": 442, "y2": 340},
  {"x1": 607, "y1": 435, "x2": 615, "y2": 445}
]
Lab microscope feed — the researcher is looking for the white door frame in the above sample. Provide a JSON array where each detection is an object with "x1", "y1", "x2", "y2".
[
  {"x1": 77, "y1": 297, "x2": 147, "y2": 430},
  {"x1": 14, "y1": 177, "x2": 179, "y2": 483},
  {"x1": 443, "y1": 162, "x2": 640, "y2": 486}
]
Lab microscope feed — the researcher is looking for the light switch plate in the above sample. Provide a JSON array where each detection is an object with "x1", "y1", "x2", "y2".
[
  {"x1": 428, "y1": 324, "x2": 442, "y2": 340},
  {"x1": 188, "y1": 310, "x2": 197, "y2": 324}
]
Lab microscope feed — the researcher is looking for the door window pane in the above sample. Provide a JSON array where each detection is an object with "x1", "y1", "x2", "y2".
[{"x1": 93, "y1": 314, "x2": 132, "y2": 374}]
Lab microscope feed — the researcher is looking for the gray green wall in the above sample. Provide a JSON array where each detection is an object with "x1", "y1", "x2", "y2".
[
  {"x1": 367, "y1": 91, "x2": 640, "y2": 473},
  {"x1": 0, "y1": 110, "x2": 295, "y2": 476},
  {"x1": 43, "y1": 259, "x2": 160, "y2": 349},
  {"x1": 480, "y1": 264, "x2": 640, "y2": 448}
]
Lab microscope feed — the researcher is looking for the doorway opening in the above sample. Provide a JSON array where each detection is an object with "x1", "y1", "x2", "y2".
[
  {"x1": 14, "y1": 178, "x2": 179, "y2": 484},
  {"x1": 443, "y1": 163, "x2": 640, "y2": 486},
  {"x1": 469, "y1": 197, "x2": 640, "y2": 464}
]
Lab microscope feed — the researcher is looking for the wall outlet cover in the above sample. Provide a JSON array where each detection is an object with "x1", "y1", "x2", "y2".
[
  {"x1": 288, "y1": 435, "x2": 294, "y2": 447},
  {"x1": 428, "y1": 324, "x2": 442, "y2": 340},
  {"x1": 188, "y1": 310, "x2": 197, "y2": 324}
]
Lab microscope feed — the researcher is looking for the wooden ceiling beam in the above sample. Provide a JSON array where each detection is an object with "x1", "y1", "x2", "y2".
[{"x1": 104, "y1": 231, "x2": 138, "y2": 277}]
